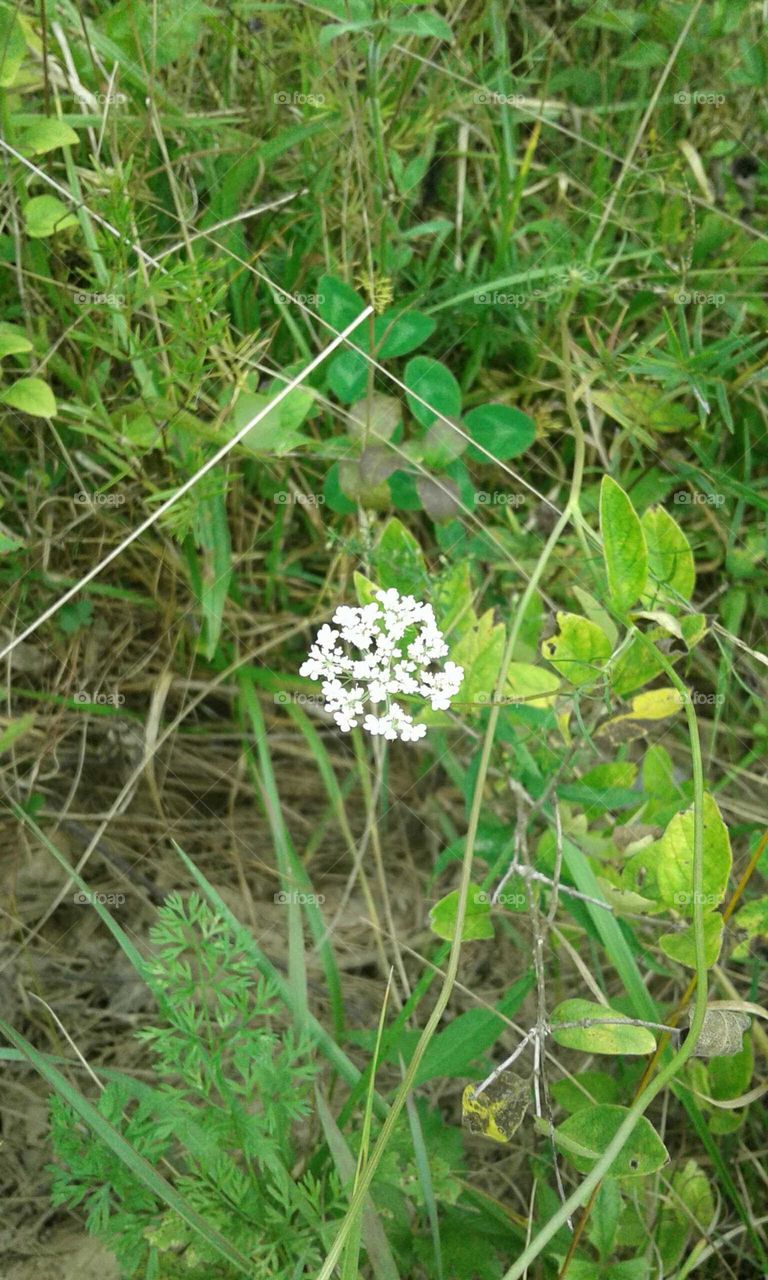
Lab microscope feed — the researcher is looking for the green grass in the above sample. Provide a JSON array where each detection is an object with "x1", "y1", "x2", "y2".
[{"x1": 1, "y1": 1, "x2": 768, "y2": 1278}]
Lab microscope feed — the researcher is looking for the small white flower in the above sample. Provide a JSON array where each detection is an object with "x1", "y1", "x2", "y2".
[{"x1": 300, "y1": 588, "x2": 464, "y2": 743}]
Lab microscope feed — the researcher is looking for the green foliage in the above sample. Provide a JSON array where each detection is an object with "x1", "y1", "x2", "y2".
[{"x1": 49, "y1": 893, "x2": 345, "y2": 1279}]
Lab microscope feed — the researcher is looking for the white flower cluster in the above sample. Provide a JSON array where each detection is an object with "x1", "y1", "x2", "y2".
[{"x1": 300, "y1": 588, "x2": 464, "y2": 742}]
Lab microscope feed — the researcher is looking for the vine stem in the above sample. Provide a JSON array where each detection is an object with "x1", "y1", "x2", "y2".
[
  {"x1": 315, "y1": 311, "x2": 585, "y2": 1280},
  {"x1": 500, "y1": 633, "x2": 709, "y2": 1280}
]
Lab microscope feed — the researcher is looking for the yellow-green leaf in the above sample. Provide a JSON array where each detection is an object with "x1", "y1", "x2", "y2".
[
  {"x1": 1, "y1": 377, "x2": 56, "y2": 418},
  {"x1": 505, "y1": 662, "x2": 560, "y2": 708},
  {"x1": 19, "y1": 119, "x2": 79, "y2": 154},
  {"x1": 641, "y1": 505, "x2": 695, "y2": 602},
  {"x1": 24, "y1": 195, "x2": 79, "y2": 239},
  {"x1": 541, "y1": 612, "x2": 612, "y2": 687},
  {"x1": 428, "y1": 884, "x2": 494, "y2": 942},
  {"x1": 0, "y1": 322, "x2": 33, "y2": 358},
  {"x1": 655, "y1": 793, "x2": 732, "y2": 915},
  {"x1": 600, "y1": 476, "x2": 648, "y2": 612},
  {"x1": 659, "y1": 913, "x2": 724, "y2": 969},
  {"x1": 551, "y1": 998, "x2": 656, "y2": 1055}
]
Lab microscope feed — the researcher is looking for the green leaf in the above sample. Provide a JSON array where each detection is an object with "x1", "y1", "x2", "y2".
[
  {"x1": 731, "y1": 897, "x2": 768, "y2": 962},
  {"x1": 0, "y1": 322, "x2": 33, "y2": 358},
  {"x1": 641, "y1": 506, "x2": 696, "y2": 602},
  {"x1": 655, "y1": 793, "x2": 732, "y2": 914},
  {"x1": 553, "y1": 1105, "x2": 669, "y2": 1177},
  {"x1": 452, "y1": 609, "x2": 505, "y2": 706},
  {"x1": 389, "y1": 11, "x2": 453, "y2": 40},
  {"x1": 707, "y1": 1026, "x2": 753, "y2": 1098},
  {"x1": 317, "y1": 274, "x2": 366, "y2": 330},
  {"x1": 0, "y1": 7, "x2": 26, "y2": 86},
  {"x1": 348, "y1": 393, "x2": 400, "y2": 441},
  {"x1": 0, "y1": 712, "x2": 35, "y2": 753},
  {"x1": 328, "y1": 349, "x2": 369, "y2": 402},
  {"x1": 671, "y1": 1158, "x2": 716, "y2": 1230},
  {"x1": 23, "y1": 195, "x2": 79, "y2": 239},
  {"x1": 541, "y1": 612, "x2": 612, "y2": 686},
  {"x1": 550, "y1": 999, "x2": 656, "y2": 1055},
  {"x1": 19, "y1": 118, "x2": 79, "y2": 154},
  {"x1": 600, "y1": 476, "x2": 648, "y2": 612},
  {"x1": 0, "y1": 377, "x2": 56, "y2": 418},
  {"x1": 231, "y1": 386, "x2": 312, "y2": 454},
  {"x1": 464, "y1": 404, "x2": 536, "y2": 461},
  {"x1": 428, "y1": 884, "x2": 494, "y2": 942},
  {"x1": 374, "y1": 309, "x2": 435, "y2": 358},
  {"x1": 375, "y1": 517, "x2": 427, "y2": 595},
  {"x1": 421, "y1": 417, "x2": 467, "y2": 468},
  {"x1": 504, "y1": 662, "x2": 560, "y2": 709},
  {"x1": 58, "y1": 599, "x2": 93, "y2": 635},
  {"x1": 550, "y1": 1071, "x2": 621, "y2": 1113},
  {"x1": 610, "y1": 631, "x2": 667, "y2": 696},
  {"x1": 323, "y1": 462, "x2": 357, "y2": 514},
  {"x1": 405, "y1": 356, "x2": 462, "y2": 428},
  {"x1": 414, "y1": 1007, "x2": 505, "y2": 1084},
  {"x1": 588, "y1": 1178, "x2": 621, "y2": 1260},
  {"x1": 659, "y1": 913, "x2": 723, "y2": 970}
]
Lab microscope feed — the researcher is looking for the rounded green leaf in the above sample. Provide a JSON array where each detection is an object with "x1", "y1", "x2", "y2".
[
  {"x1": 541, "y1": 611, "x2": 612, "y2": 686},
  {"x1": 551, "y1": 999, "x2": 657, "y2": 1055},
  {"x1": 404, "y1": 356, "x2": 461, "y2": 428},
  {"x1": 600, "y1": 476, "x2": 648, "y2": 612},
  {"x1": 0, "y1": 322, "x2": 33, "y2": 358},
  {"x1": 20, "y1": 119, "x2": 79, "y2": 155},
  {"x1": 374, "y1": 309, "x2": 436, "y2": 358},
  {"x1": 24, "y1": 195, "x2": 79, "y2": 239},
  {"x1": 328, "y1": 349, "x2": 368, "y2": 402},
  {"x1": 464, "y1": 404, "x2": 536, "y2": 461},
  {"x1": 387, "y1": 469, "x2": 422, "y2": 510},
  {"x1": 655, "y1": 792, "x2": 732, "y2": 914},
  {"x1": 554, "y1": 1105, "x2": 669, "y2": 1177},
  {"x1": 348, "y1": 393, "x2": 400, "y2": 441},
  {"x1": 317, "y1": 274, "x2": 366, "y2": 331},
  {"x1": 1, "y1": 377, "x2": 56, "y2": 418},
  {"x1": 0, "y1": 7, "x2": 26, "y2": 87},
  {"x1": 659, "y1": 913, "x2": 724, "y2": 970},
  {"x1": 428, "y1": 885, "x2": 494, "y2": 942},
  {"x1": 641, "y1": 505, "x2": 695, "y2": 602},
  {"x1": 322, "y1": 461, "x2": 357, "y2": 514}
]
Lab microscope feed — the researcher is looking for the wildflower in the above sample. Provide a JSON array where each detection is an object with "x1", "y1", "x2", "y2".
[{"x1": 300, "y1": 588, "x2": 464, "y2": 742}]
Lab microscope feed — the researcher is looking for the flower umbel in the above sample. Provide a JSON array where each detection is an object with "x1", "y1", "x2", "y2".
[{"x1": 300, "y1": 589, "x2": 464, "y2": 742}]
